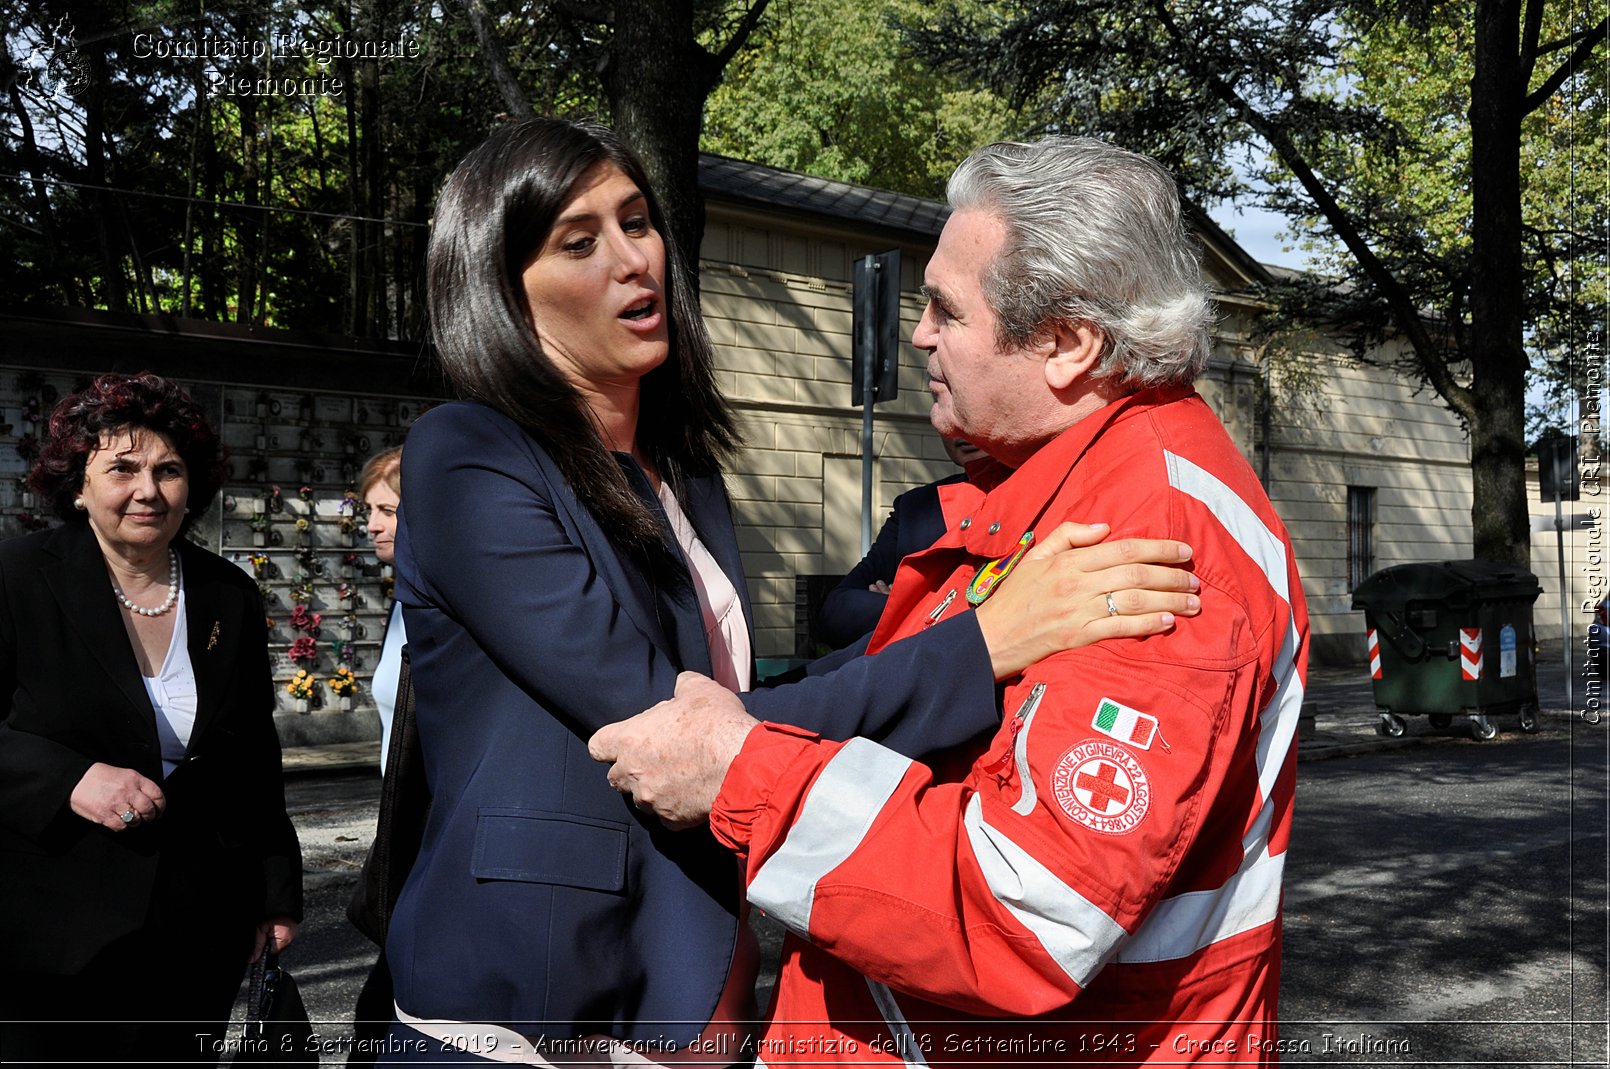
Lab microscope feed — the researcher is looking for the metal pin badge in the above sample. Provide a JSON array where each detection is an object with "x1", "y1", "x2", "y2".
[{"x1": 966, "y1": 531, "x2": 1035, "y2": 606}]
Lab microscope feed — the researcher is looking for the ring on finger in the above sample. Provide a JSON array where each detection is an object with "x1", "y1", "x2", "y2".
[
  {"x1": 1104, "y1": 592, "x2": 1120, "y2": 617},
  {"x1": 120, "y1": 808, "x2": 136, "y2": 824}
]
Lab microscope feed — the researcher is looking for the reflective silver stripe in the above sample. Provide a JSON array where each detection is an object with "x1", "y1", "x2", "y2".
[
  {"x1": 1116, "y1": 844, "x2": 1286, "y2": 963},
  {"x1": 1009, "y1": 683, "x2": 1048, "y2": 816},
  {"x1": 1164, "y1": 450, "x2": 1303, "y2": 810},
  {"x1": 1125, "y1": 450, "x2": 1298, "y2": 963},
  {"x1": 1254, "y1": 621, "x2": 1306, "y2": 811},
  {"x1": 747, "y1": 738, "x2": 913, "y2": 936},
  {"x1": 866, "y1": 979, "x2": 929, "y2": 1067},
  {"x1": 963, "y1": 794, "x2": 1125, "y2": 987},
  {"x1": 1163, "y1": 451, "x2": 1289, "y2": 602}
]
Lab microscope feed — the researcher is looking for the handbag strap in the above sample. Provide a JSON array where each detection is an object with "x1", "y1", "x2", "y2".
[{"x1": 244, "y1": 944, "x2": 281, "y2": 1027}]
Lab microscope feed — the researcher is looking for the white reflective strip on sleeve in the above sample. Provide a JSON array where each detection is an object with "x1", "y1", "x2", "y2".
[
  {"x1": 1010, "y1": 683, "x2": 1048, "y2": 816},
  {"x1": 1254, "y1": 620, "x2": 1305, "y2": 810},
  {"x1": 963, "y1": 794, "x2": 1125, "y2": 988},
  {"x1": 1242, "y1": 795, "x2": 1275, "y2": 859},
  {"x1": 1164, "y1": 450, "x2": 1303, "y2": 809},
  {"x1": 1115, "y1": 844, "x2": 1286, "y2": 963},
  {"x1": 866, "y1": 979, "x2": 929, "y2": 1067},
  {"x1": 1164, "y1": 452, "x2": 1289, "y2": 603},
  {"x1": 747, "y1": 737, "x2": 913, "y2": 936}
]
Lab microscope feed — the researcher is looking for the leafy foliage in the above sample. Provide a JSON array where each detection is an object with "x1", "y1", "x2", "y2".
[
  {"x1": 1, "y1": 0, "x2": 513, "y2": 336},
  {"x1": 904, "y1": 0, "x2": 1607, "y2": 562},
  {"x1": 701, "y1": 0, "x2": 1019, "y2": 198}
]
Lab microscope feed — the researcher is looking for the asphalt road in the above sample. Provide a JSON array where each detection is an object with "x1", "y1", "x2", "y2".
[
  {"x1": 1278, "y1": 719, "x2": 1606, "y2": 1065},
  {"x1": 262, "y1": 717, "x2": 1608, "y2": 1066}
]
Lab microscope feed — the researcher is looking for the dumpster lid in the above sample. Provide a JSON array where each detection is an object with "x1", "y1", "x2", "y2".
[{"x1": 1352, "y1": 559, "x2": 1542, "y2": 609}]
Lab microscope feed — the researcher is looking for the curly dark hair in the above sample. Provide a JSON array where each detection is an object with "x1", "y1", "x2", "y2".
[{"x1": 27, "y1": 372, "x2": 225, "y2": 531}]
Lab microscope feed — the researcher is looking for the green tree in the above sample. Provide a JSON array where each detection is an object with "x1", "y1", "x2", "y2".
[
  {"x1": 455, "y1": 0, "x2": 774, "y2": 282},
  {"x1": 1, "y1": 0, "x2": 509, "y2": 337},
  {"x1": 701, "y1": 0, "x2": 1018, "y2": 198},
  {"x1": 908, "y1": 0, "x2": 1607, "y2": 567}
]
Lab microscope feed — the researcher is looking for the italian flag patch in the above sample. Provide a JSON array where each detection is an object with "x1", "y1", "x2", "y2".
[{"x1": 1092, "y1": 698, "x2": 1162, "y2": 751}]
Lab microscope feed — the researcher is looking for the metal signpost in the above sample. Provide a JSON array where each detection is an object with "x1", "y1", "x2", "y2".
[
  {"x1": 852, "y1": 250, "x2": 901, "y2": 553},
  {"x1": 1536, "y1": 433, "x2": 1579, "y2": 685}
]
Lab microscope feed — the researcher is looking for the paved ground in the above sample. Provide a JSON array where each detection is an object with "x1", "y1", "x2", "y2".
[
  {"x1": 268, "y1": 642, "x2": 1605, "y2": 1066},
  {"x1": 282, "y1": 642, "x2": 1593, "y2": 776}
]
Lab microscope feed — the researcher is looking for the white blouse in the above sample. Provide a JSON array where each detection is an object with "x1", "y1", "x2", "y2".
[
  {"x1": 141, "y1": 577, "x2": 198, "y2": 778},
  {"x1": 656, "y1": 482, "x2": 753, "y2": 693}
]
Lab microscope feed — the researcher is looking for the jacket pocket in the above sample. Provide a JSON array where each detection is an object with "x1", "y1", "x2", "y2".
[{"x1": 470, "y1": 808, "x2": 628, "y2": 891}]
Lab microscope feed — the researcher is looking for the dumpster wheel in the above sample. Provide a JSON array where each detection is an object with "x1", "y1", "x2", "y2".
[
  {"x1": 1429, "y1": 714, "x2": 1453, "y2": 729},
  {"x1": 1517, "y1": 703, "x2": 1540, "y2": 734},
  {"x1": 1377, "y1": 713, "x2": 1407, "y2": 737},
  {"x1": 1469, "y1": 714, "x2": 1498, "y2": 741}
]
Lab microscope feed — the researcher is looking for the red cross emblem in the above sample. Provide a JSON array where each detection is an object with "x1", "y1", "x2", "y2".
[
  {"x1": 1052, "y1": 741, "x2": 1151, "y2": 835},
  {"x1": 1074, "y1": 761, "x2": 1131, "y2": 812}
]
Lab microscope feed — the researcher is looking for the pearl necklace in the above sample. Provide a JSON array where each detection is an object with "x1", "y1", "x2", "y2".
[{"x1": 112, "y1": 548, "x2": 180, "y2": 617}]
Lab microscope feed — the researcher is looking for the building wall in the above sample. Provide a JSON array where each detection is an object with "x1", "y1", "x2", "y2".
[{"x1": 1253, "y1": 340, "x2": 1475, "y2": 664}]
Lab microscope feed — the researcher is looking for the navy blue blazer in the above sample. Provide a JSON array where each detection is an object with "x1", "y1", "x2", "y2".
[
  {"x1": 389, "y1": 402, "x2": 1000, "y2": 1045},
  {"x1": 817, "y1": 473, "x2": 966, "y2": 648}
]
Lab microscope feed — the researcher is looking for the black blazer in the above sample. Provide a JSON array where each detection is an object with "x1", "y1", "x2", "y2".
[
  {"x1": 0, "y1": 522, "x2": 302, "y2": 975},
  {"x1": 818, "y1": 472, "x2": 966, "y2": 648},
  {"x1": 388, "y1": 403, "x2": 1002, "y2": 1046}
]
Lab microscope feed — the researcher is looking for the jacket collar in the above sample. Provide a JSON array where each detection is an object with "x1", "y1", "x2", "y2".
[
  {"x1": 615, "y1": 460, "x2": 736, "y2": 681},
  {"x1": 950, "y1": 384, "x2": 1199, "y2": 560},
  {"x1": 40, "y1": 522, "x2": 158, "y2": 739},
  {"x1": 671, "y1": 470, "x2": 755, "y2": 654},
  {"x1": 41, "y1": 523, "x2": 236, "y2": 760}
]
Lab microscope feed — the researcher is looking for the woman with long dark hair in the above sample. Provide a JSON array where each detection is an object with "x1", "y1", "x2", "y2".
[{"x1": 381, "y1": 119, "x2": 1199, "y2": 1064}]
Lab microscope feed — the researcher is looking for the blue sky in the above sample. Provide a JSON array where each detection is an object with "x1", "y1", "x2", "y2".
[{"x1": 1206, "y1": 200, "x2": 1311, "y2": 270}]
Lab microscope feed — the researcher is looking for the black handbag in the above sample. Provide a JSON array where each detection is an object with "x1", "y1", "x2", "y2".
[
  {"x1": 347, "y1": 646, "x2": 431, "y2": 945},
  {"x1": 231, "y1": 947, "x2": 318, "y2": 1067}
]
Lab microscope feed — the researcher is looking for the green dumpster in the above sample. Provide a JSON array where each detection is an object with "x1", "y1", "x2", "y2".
[{"x1": 1351, "y1": 560, "x2": 1542, "y2": 740}]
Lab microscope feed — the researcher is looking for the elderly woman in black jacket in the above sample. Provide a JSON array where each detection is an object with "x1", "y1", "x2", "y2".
[{"x1": 0, "y1": 372, "x2": 302, "y2": 1063}]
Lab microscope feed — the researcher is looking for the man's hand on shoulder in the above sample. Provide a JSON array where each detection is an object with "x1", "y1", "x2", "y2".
[{"x1": 589, "y1": 672, "x2": 759, "y2": 830}]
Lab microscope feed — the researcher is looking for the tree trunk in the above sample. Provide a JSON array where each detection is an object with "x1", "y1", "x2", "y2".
[
  {"x1": 82, "y1": 47, "x2": 128, "y2": 312},
  {"x1": 604, "y1": 0, "x2": 716, "y2": 288},
  {"x1": 237, "y1": 91, "x2": 261, "y2": 325},
  {"x1": 458, "y1": 0, "x2": 531, "y2": 116},
  {"x1": 200, "y1": 87, "x2": 223, "y2": 319},
  {"x1": 361, "y1": 45, "x2": 388, "y2": 337},
  {"x1": 1468, "y1": 0, "x2": 1530, "y2": 567},
  {"x1": 340, "y1": 47, "x2": 364, "y2": 335}
]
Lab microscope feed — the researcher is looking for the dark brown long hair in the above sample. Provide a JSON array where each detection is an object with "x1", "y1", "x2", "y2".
[{"x1": 426, "y1": 118, "x2": 739, "y2": 574}]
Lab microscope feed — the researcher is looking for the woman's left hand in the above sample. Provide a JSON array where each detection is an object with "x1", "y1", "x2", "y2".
[
  {"x1": 250, "y1": 915, "x2": 300, "y2": 963},
  {"x1": 974, "y1": 521, "x2": 1200, "y2": 680}
]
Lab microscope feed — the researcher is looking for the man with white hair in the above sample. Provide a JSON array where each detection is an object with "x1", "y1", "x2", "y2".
[{"x1": 593, "y1": 136, "x2": 1310, "y2": 1064}]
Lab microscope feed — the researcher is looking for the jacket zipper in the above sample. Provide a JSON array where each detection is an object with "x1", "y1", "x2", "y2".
[{"x1": 982, "y1": 682, "x2": 1047, "y2": 781}]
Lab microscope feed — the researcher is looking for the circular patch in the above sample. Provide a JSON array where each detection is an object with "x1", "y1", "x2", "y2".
[{"x1": 1050, "y1": 740, "x2": 1151, "y2": 835}]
